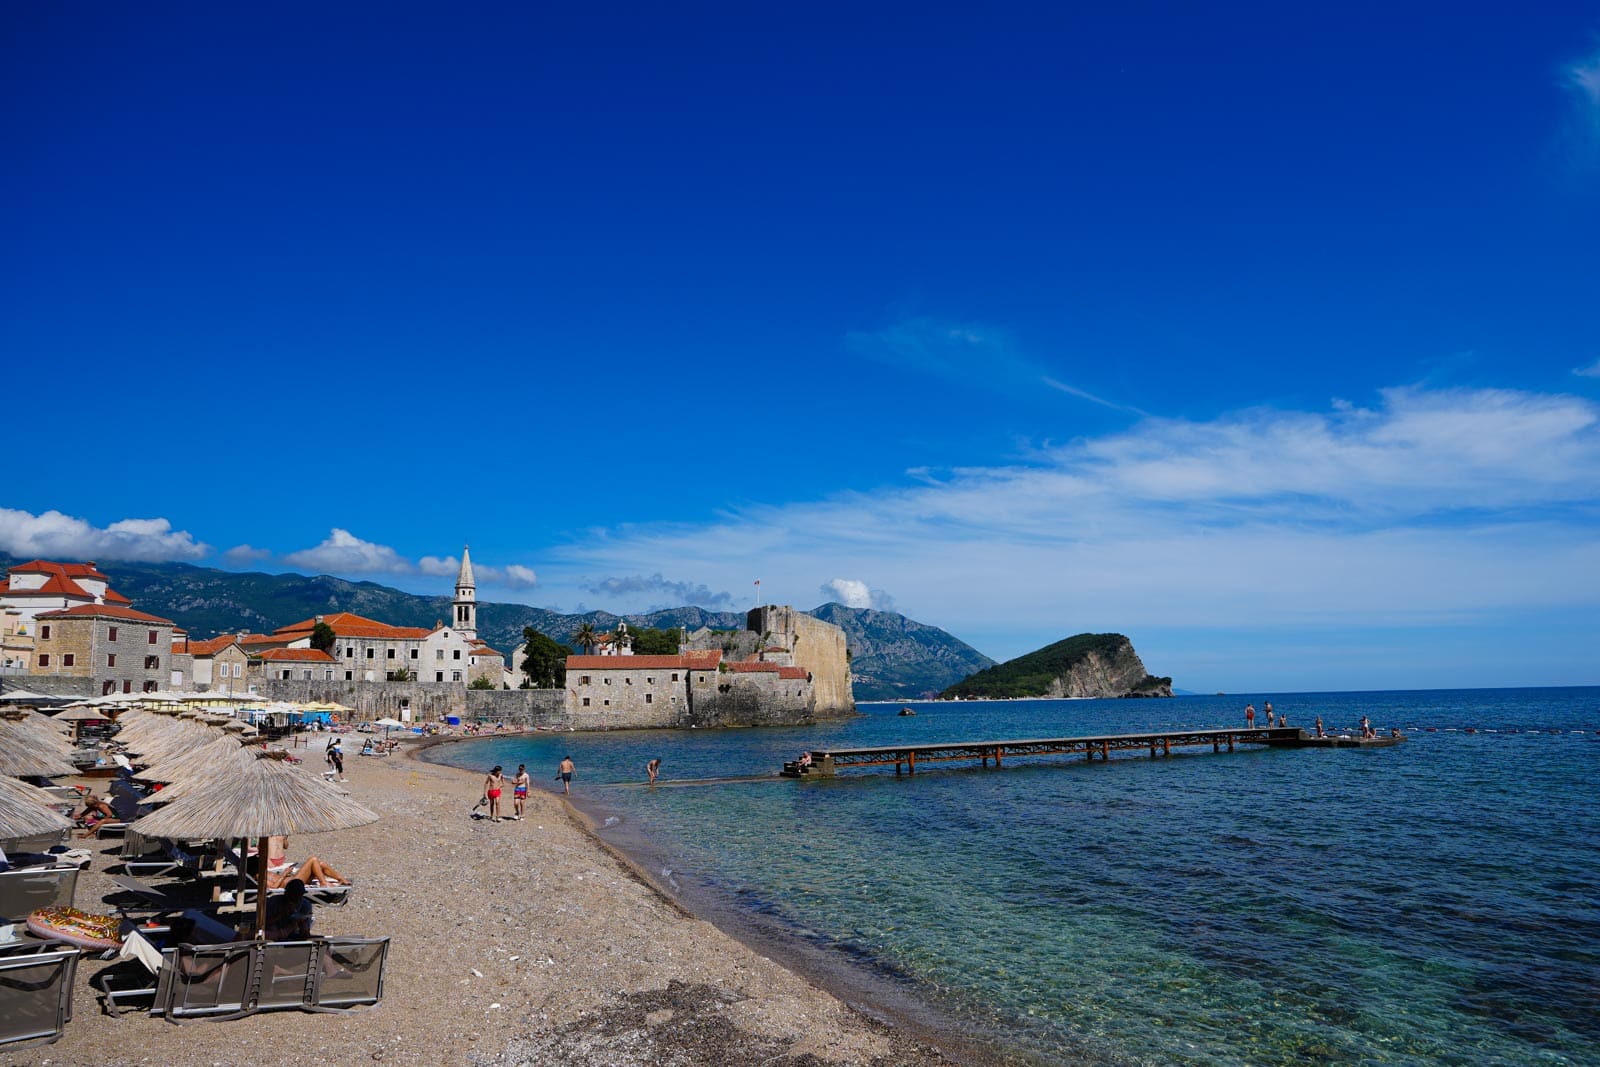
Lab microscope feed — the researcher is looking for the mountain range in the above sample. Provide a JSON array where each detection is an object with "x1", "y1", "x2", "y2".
[{"x1": 0, "y1": 554, "x2": 994, "y2": 701}]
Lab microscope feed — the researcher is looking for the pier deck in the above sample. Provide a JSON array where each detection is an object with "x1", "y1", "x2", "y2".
[{"x1": 781, "y1": 726, "x2": 1403, "y2": 777}]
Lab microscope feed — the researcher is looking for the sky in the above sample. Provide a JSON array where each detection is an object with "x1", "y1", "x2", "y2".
[{"x1": 3, "y1": 4, "x2": 1599, "y2": 692}]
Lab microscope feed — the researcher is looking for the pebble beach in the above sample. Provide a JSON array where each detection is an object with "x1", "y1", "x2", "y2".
[{"x1": 7, "y1": 740, "x2": 975, "y2": 1067}]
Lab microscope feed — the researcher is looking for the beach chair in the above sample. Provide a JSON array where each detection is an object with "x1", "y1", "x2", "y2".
[
  {"x1": 93, "y1": 911, "x2": 238, "y2": 1016},
  {"x1": 150, "y1": 935, "x2": 389, "y2": 1020},
  {"x1": 0, "y1": 865, "x2": 80, "y2": 923},
  {"x1": 0, "y1": 945, "x2": 79, "y2": 1048}
]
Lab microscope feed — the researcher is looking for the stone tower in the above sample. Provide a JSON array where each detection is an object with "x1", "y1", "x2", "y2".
[{"x1": 453, "y1": 546, "x2": 477, "y2": 639}]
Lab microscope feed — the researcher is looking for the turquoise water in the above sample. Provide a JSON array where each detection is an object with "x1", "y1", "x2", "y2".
[{"x1": 429, "y1": 689, "x2": 1600, "y2": 1065}]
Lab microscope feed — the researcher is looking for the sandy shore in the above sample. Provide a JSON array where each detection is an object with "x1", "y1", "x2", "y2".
[{"x1": 5, "y1": 741, "x2": 983, "y2": 1067}]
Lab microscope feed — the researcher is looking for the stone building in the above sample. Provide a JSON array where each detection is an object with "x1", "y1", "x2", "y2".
[
  {"x1": 253, "y1": 647, "x2": 339, "y2": 682},
  {"x1": 1, "y1": 559, "x2": 139, "y2": 673},
  {"x1": 743, "y1": 604, "x2": 854, "y2": 716},
  {"x1": 172, "y1": 635, "x2": 250, "y2": 693},
  {"x1": 32, "y1": 603, "x2": 177, "y2": 695}
]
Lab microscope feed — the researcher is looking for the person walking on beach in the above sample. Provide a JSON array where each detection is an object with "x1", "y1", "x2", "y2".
[
  {"x1": 483, "y1": 765, "x2": 504, "y2": 820},
  {"x1": 1245, "y1": 704, "x2": 1256, "y2": 729},
  {"x1": 511, "y1": 764, "x2": 530, "y2": 820},
  {"x1": 557, "y1": 755, "x2": 574, "y2": 795},
  {"x1": 646, "y1": 758, "x2": 661, "y2": 786},
  {"x1": 326, "y1": 737, "x2": 344, "y2": 780}
]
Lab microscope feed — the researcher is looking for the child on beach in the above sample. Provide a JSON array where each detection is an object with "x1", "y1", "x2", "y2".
[{"x1": 511, "y1": 764, "x2": 530, "y2": 819}]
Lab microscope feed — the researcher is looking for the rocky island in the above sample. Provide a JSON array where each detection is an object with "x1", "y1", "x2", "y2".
[{"x1": 940, "y1": 632, "x2": 1172, "y2": 699}]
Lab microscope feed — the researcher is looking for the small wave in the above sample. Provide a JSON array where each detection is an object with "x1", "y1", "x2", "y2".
[{"x1": 603, "y1": 815, "x2": 621, "y2": 828}]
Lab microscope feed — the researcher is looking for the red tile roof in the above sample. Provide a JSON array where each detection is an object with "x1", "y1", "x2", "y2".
[
  {"x1": 104, "y1": 590, "x2": 132, "y2": 604},
  {"x1": 36, "y1": 603, "x2": 175, "y2": 625},
  {"x1": 254, "y1": 648, "x2": 336, "y2": 663},
  {"x1": 5, "y1": 574, "x2": 92, "y2": 599},
  {"x1": 8, "y1": 560, "x2": 110, "y2": 580},
  {"x1": 276, "y1": 612, "x2": 431, "y2": 640},
  {"x1": 778, "y1": 666, "x2": 808, "y2": 680},
  {"x1": 731, "y1": 661, "x2": 781, "y2": 673},
  {"x1": 185, "y1": 636, "x2": 241, "y2": 657},
  {"x1": 469, "y1": 646, "x2": 503, "y2": 659},
  {"x1": 238, "y1": 633, "x2": 286, "y2": 647},
  {"x1": 6, "y1": 561, "x2": 132, "y2": 605}
]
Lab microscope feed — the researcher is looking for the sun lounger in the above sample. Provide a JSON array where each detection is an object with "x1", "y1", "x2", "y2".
[
  {"x1": 94, "y1": 911, "x2": 240, "y2": 1016},
  {"x1": 148, "y1": 935, "x2": 389, "y2": 1020},
  {"x1": 0, "y1": 945, "x2": 79, "y2": 1048},
  {"x1": 0, "y1": 866, "x2": 80, "y2": 923}
]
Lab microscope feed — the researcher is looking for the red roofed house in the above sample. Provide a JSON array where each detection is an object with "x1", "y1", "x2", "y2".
[
  {"x1": 175, "y1": 635, "x2": 250, "y2": 693},
  {"x1": 253, "y1": 647, "x2": 338, "y2": 681},
  {"x1": 1, "y1": 560, "x2": 138, "y2": 673},
  {"x1": 565, "y1": 650, "x2": 724, "y2": 726},
  {"x1": 33, "y1": 603, "x2": 178, "y2": 695}
]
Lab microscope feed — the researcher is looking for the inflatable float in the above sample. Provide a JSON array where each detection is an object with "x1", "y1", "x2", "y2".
[{"x1": 26, "y1": 905, "x2": 122, "y2": 950}]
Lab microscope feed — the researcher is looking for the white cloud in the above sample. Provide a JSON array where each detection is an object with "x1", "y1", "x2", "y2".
[
  {"x1": 282, "y1": 529, "x2": 412, "y2": 575},
  {"x1": 820, "y1": 578, "x2": 895, "y2": 611},
  {"x1": 539, "y1": 384, "x2": 1600, "y2": 664},
  {"x1": 0, "y1": 508, "x2": 208, "y2": 562},
  {"x1": 586, "y1": 574, "x2": 736, "y2": 611},
  {"x1": 495, "y1": 564, "x2": 539, "y2": 589},
  {"x1": 223, "y1": 544, "x2": 272, "y2": 565},
  {"x1": 1576, "y1": 357, "x2": 1600, "y2": 378},
  {"x1": 417, "y1": 555, "x2": 460, "y2": 577}
]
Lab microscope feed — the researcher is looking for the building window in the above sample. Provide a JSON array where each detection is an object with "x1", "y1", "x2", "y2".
[
  {"x1": 672, "y1": 673, "x2": 679, "y2": 682},
  {"x1": 233, "y1": 664, "x2": 242, "y2": 678},
  {"x1": 143, "y1": 680, "x2": 156, "y2": 692},
  {"x1": 345, "y1": 647, "x2": 354, "y2": 658},
  {"x1": 345, "y1": 671, "x2": 353, "y2": 680},
  {"x1": 366, "y1": 649, "x2": 374, "y2": 659},
  {"x1": 62, "y1": 654, "x2": 74, "y2": 667},
  {"x1": 410, "y1": 648, "x2": 418, "y2": 659},
  {"x1": 646, "y1": 693, "x2": 653, "y2": 704},
  {"x1": 324, "y1": 670, "x2": 333, "y2": 680},
  {"x1": 451, "y1": 671, "x2": 461, "y2": 682},
  {"x1": 387, "y1": 648, "x2": 395, "y2": 659},
  {"x1": 435, "y1": 672, "x2": 444, "y2": 682},
  {"x1": 123, "y1": 681, "x2": 132, "y2": 693},
  {"x1": 107, "y1": 654, "x2": 116, "y2": 668},
  {"x1": 581, "y1": 697, "x2": 590, "y2": 707},
  {"x1": 40, "y1": 625, "x2": 50, "y2": 640},
  {"x1": 580, "y1": 675, "x2": 590, "y2": 685},
  {"x1": 108, "y1": 626, "x2": 118, "y2": 641},
  {"x1": 435, "y1": 649, "x2": 444, "y2": 661},
  {"x1": 604, "y1": 677, "x2": 611, "y2": 685},
  {"x1": 148, "y1": 630, "x2": 158, "y2": 644},
  {"x1": 603, "y1": 699, "x2": 610, "y2": 706},
  {"x1": 282, "y1": 670, "x2": 292, "y2": 680},
  {"x1": 145, "y1": 655, "x2": 159, "y2": 669},
  {"x1": 647, "y1": 677, "x2": 654, "y2": 684},
  {"x1": 625, "y1": 677, "x2": 632, "y2": 685},
  {"x1": 37, "y1": 654, "x2": 50, "y2": 667},
  {"x1": 452, "y1": 649, "x2": 461, "y2": 660},
  {"x1": 302, "y1": 669, "x2": 312, "y2": 680}
]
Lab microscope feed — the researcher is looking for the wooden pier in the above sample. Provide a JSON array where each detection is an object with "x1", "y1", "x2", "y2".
[{"x1": 781, "y1": 727, "x2": 1403, "y2": 778}]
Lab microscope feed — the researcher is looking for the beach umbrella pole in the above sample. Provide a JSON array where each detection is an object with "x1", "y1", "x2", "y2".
[{"x1": 255, "y1": 834, "x2": 269, "y2": 938}]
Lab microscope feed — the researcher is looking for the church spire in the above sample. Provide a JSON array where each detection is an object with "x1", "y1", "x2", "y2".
[{"x1": 453, "y1": 545, "x2": 477, "y2": 639}]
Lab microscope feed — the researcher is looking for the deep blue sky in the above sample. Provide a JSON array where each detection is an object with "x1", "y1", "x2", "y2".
[{"x1": 4, "y1": 5, "x2": 1599, "y2": 690}]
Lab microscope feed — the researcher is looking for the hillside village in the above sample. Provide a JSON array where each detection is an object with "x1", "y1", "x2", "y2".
[{"x1": 0, "y1": 552, "x2": 855, "y2": 728}]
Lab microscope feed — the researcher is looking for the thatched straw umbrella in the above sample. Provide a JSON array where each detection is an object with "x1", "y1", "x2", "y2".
[
  {"x1": 0, "y1": 712, "x2": 73, "y2": 757},
  {"x1": 130, "y1": 754, "x2": 378, "y2": 935},
  {"x1": 0, "y1": 775, "x2": 74, "y2": 846},
  {"x1": 0, "y1": 740, "x2": 78, "y2": 778},
  {"x1": 136, "y1": 735, "x2": 251, "y2": 785}
]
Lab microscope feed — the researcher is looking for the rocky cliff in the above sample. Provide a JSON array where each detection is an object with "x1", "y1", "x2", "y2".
[{"x1": 941, "y1": 633, "x2": 1172, "y2": 700}]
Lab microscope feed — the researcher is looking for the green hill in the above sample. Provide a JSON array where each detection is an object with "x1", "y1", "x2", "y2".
[{"x1": 942, "y1": 632, "x2": 1171, "y2": 699}]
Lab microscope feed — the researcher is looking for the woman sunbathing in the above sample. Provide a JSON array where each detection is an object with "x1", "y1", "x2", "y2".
[{"x1": 265, "y1": 856, "x2": 350, "y2": 889}]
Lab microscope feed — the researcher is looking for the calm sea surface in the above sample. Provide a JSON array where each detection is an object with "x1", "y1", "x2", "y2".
[{"x1": 427, "y1": 689, "x2": 1600, "y2": 1065}]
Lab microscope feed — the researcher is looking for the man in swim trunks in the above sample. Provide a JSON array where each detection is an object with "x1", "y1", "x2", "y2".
[
  {"x1": 557, "y1": 756, "x2": 574, "y2": 795},
  {"x1": 483, "y1": 765, "x2": 504, "y2": 820},
  {"x1": 511, "y1": 764, "x2": 530, "y2": 820},
  {"x1": 646, "y1": 758, "x2": 661, "y2": 785}
]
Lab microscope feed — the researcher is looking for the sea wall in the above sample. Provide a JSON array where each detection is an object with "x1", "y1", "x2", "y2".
[
  {"x1": 253, "y1": 678, "x2": 465, "y2": 721},
  {"x1": 466, "y1": 688, "x2": 568, "y2": 727}
]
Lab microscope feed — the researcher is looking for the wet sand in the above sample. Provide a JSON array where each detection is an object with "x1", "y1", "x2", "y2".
[{"x1": 5, "y1": 740, "x2": 996, "y2": 1066}]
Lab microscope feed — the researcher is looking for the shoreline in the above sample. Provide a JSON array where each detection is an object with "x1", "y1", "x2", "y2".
[
  {"x1": 9, "y1": 736, "x2": 982, "y2": 1067},
  {"x1": 416, "y1": 737, "x2": 1024, "y2": 1067}
]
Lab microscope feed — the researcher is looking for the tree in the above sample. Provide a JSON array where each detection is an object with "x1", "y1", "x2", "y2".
[
  {"x1": 468, "y1": 675, "x2": 496, "y2": 690},
  {"x1": 388, "y1": 666, "x2": 413, "y2": 682},
  {"x1": 310, "y1": 621, "x2": 336, "y2": 653},
  {"x1": 571, "y1": 622, "x2": 598, "y2": 655},
  {"x1": 521, "y1": 627, "x2": 572, "y2": 689},
  {"x1": 629, "y1": 626, "x2": 681, "y2": 656}
]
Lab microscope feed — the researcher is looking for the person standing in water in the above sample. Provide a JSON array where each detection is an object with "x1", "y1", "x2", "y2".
[
  {"x1": 510, "y1": 764, "x2": 530, "y2": 820},
  {"x1": 646, "y1": 758, "x2": 661, "y2": 786},
  {"x1": 557, "y1": 755, "x2": 575, "y2": 795}
]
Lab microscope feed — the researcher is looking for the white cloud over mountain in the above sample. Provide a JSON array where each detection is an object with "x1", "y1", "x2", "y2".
[{"x1": 0, "y1": 508, "x2": 208, "y2": 562}]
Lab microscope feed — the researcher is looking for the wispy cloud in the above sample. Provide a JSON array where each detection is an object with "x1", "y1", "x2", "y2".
[
  {"x1": 847, "y1": 317, "x2": 1140, "y2": 414},
  {"x1": 223, "y1": 544, "x2": 272, "y2": 565},
  {"x1": 0, "y1": 508, "x2": 208, "y2": 562},
  {"x1": 586, "y1": 573, "x2": 736, "y2": 611},
  {"x1": 541, "y1": 384, "x2": 1600, "y2": 662},
  {"x1": 1558, "y1": 45, "x2": 1600, "y2": 170},
  {"x1": 1575, "y1": 357, "x2": 1600, "y2": 378}
]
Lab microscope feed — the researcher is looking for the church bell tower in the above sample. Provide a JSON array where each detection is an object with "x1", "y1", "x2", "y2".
[{"x1": 454, "y1": 546, "x2": 477, "y2": 640}]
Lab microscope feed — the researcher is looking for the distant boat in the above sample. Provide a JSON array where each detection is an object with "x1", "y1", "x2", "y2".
[{"x1": 898, "y1": 707, "x2": 917, "y2": 716}]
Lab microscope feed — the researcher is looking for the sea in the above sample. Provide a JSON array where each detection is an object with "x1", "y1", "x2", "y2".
[{"x1": 425, "y1": 688, "x2": 1600, "y2": 1066}]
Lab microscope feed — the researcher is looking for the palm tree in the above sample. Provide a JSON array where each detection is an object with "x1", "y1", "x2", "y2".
[{"x1": 572, "y1": 622, "x2": 598, "y2": 655}]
